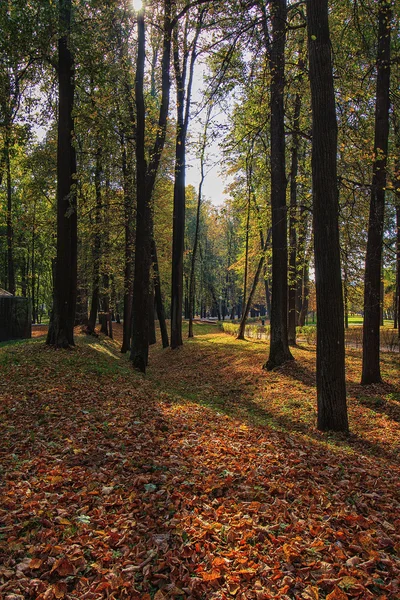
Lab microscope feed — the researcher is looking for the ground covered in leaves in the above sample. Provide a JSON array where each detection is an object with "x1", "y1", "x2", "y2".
[{"x1": 1, "y1": 324, "x2": 399, "y2": 599}]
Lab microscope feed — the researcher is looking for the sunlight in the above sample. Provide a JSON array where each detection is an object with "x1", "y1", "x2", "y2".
[
  {"x1": 132, "y1": 0, "x2": 143, "y2": 11},
  {"x1": 86, "y1": 343, "x2": 119, "y2": 360}
]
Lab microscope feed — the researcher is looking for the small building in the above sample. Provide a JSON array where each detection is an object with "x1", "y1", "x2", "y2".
[{"x1": 0, "y1": 289, "x2": 32, "y2": 342}]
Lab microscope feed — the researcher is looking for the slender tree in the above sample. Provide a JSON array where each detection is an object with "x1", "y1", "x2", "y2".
[
  {"x1": 130, "y1": 2, "x2": 150, "y2": 371},
  {"x1": 170, "y1": 9, "x2": 204, "y2": 349},
  {"x1": 264, "y1": 0, "x2": 293, "y2": 369},
  {"x1": 47, "y1": 0, "x2": 77, "y2": 347},
  {"x1": 188, "y1": 103, "x2": 212, "y2": 338},
  {"x1": 130, "y1": 0, "x2": 172, "y2": 371},
  {"x1": 361, "y1": 0, "x2": 392, "y2": 384},
  {"x1": 288, "y1": 50, "x2": 304, "y2": 346},
  {"x1": 307, "y1": 0, "x2": 348, "y2": 431}
]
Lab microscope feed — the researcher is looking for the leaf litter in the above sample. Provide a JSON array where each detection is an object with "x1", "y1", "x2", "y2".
[{"x1": 0, "y1": 324, "x2": 399, "y2": 599}]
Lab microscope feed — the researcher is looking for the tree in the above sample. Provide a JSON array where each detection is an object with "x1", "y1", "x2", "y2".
[
  {"x1": 307, "y1": 0, "x2": 348, "y2": 432},
  {"x1": 361, "y1": 0, "x2": 392, "y2": 384},
  {"x1": 130, "y1": 0, "x2": 172, "y2": 372},
  {"x1": 170, "y1": 8, "x2": 204, "y2": 349},
  {"x1": 264, "y1": 0, "x2": 294, "y2": 370},
  {"x1": 47, "y1": 0, "x2": 77, "y2": 348}
]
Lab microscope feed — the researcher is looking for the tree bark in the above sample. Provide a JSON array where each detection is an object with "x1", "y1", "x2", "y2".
[
  {"x1": 130, "y1": 0, "x2": 172, "y2": 371},
  {"x1": 395, "y1": 203, "x2": 400, "y2": 336},
  {"x1": 121, "y1": 137, "x2": 135, "y2": 353},
  {"x1": 264, "y1": 0, "x2": 293, "y2": 370},
  {"x1": 308, "y1": 0, "x2": 348, "y2": 431},
  {"x1": 361, "y1": 0, "x2": 392, "y2": 384},
  {"x1": 87, "y1": 148, "x2": 102, "y2": 335},
  {"x1": 152, "y1": 239, "x2": 169, "y2": 348},
  {"x1": 188, "y1": 104, "x2": 211, "y2": 338},
  {"x1": 170, "y1": 11, "x2": 203, "y2": 349},
  {"x1": 130, "y1": 9, "x2": 150, "y2": 371},
  {"x1": 47, "y1": 0, "x2": 77, "y2": 348},
  {"x1": 288, "y1": 82, "x2": 303, "y2": 346},
  {"x1": 5, "y1": 127, "x2": 15, "y2": 296}
]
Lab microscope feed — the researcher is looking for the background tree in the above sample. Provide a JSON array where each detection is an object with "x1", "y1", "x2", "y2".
[
  {"x1": 362, "y1": 0, "x2": 393, "y2": 384},
  {"x1": 47, "y1": 0, "x2": 77, "y2": 348}
]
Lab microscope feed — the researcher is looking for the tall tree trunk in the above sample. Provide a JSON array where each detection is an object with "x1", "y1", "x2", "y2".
[
  {"x1": 170, "y1": 12, "x2": 203, "y2": 349},
  {"x1": 131, "y1": 8, "x2": 150, "y2": 371},
  {"x1": 308, "y1": 0, "x2": 348, "y2": 431},
  {"x1": 47, "y1": 0, "x2": 77, "y2": 348},
  {"x1": 87, "y1": 148, "x2": 102, "y2": 335},
  {"x1": 395, "y1": 204, "x2": 400, "y2": 336},
  {"x1": 148, "y1": 286, "x2": 156, "y2": 346},
  {"x1": 5, "y1": 127, "x2": 15, "y2": 296},
  {"x1": 130, "y1": 0, "x2": 172, "y2": 371},
  {"x1": 264, "y1": 0, "x2": 293, "y2": 370},
  {"x1": 121, "y1": 137, "x2": 135, "y2": 353},
  {"x1": 151, "y1": 239, "x2": 169, "y2": 348},
  {"x1": 361, "y1": 0, "x2": 392, "y2": 383},
  {"x1": 344, "y1": 261, "x2": 349, "y2": 330},
  {"x1": 243, "y1": 176, "x2": 251, "y2": 312},
  {"x1": 288, "y1": 88, "x2": 302, "y2": 346},
  {"x1": 188, "y1": 104, "x2": 211, "y2": 338},
  {"x1": 170, "y1": 102, "x2": 186, "y2": 348}
]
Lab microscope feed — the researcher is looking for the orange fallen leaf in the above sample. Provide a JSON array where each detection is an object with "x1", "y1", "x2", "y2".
[
  {"x1": 29, "y1": 558, "x2": 43, "y2": 569},
  {"x1": 326, "y1": 587, "x2": 348, "y2": 600},
  {"x1": 201, "y1": 570, "x2": 222, "y2": 581},
  {"x1": 53, "y1": 582, "x2": 67, "y2": 599}
]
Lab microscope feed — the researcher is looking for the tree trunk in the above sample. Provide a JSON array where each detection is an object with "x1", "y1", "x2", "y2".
[
  {"x1": 170, "y1": 110, "x2": 186, "y2": 348},
  {"x1": 308, "y1": 0, "x2": 348, "y2": 431},
  {"x1": 130, "y1": 9, "x2": 150, "y2": 371},
  {"x1": 152, "y1": 239, "x2": 169, "y2": 348},
  {"x1": 87, "y1": 148, "x2": 102, "y2": 335},
  {"x1": 396, "y1": 204, "x2": 400, "y2": 336},
  {"x1": 170, "y1": 13, "x2": 202, "y2": 349},
  {"x1": 5, "y1": 127, "x2": 15, "y2": 296},
  {"x1": 188, "y1": 105, "x2": 211, "y2": 339},
  {"x1": 130, "y1": 0, "x2": 172, "y2": 372},
  {"x1": 121, "y1": 137, "x2": 135, "y2": 353},
  {"x1": 361, "y1": 0, "x2": 392, "y2": 383},
  {"x1": 288, "y1": 88, "x2": 302, "y2": 346},
  {"x1": 243, "y1": 172, "x2": 251, "y2": 311},
  {"x1": 264, "y1": 0, "x2": 293, "y2": 370},
  {"x1": 148, "y1": 287, "x2": 156, "y2": 346},
  {"x1": 47, "y1": 0, "x2": 77, "y2": 348}
]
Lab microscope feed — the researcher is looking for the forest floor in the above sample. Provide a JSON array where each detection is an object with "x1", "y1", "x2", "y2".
[{"x1": 0, "y1": 323, "x2": 399, "y2": 600}]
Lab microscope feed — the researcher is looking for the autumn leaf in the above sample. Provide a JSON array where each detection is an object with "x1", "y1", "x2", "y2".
[
  {"x1": 29, "y1": 558, "x2": 43, "y2": 569},
  {"x1": 53, "y1": 582, "x2": 67, "y2": 598},
  {"x1": 326, "y1": 588, "x2": 348, "y2": 600},
  {"x1": 202, "y1": 570, "x2": 222, "y2": 581},
  {"x1": 51, "y1": 558, "x2": 74, "y2": 577}
]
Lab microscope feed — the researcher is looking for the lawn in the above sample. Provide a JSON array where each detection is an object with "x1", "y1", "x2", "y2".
[{"x1": 0, "y1": 324, "x2": 399, "y2": 599}]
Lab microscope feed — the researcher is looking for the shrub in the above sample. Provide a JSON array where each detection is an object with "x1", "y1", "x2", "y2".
[{"x1": 381, "y1": 328, "x2": 399, "y2": 352}]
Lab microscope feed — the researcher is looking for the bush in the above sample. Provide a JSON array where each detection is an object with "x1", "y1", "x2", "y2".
[
  {"x1": 345, "y1": 327, "x2": 363, "y2": 349},
  {"x1": 297, "y1": 325, "x2": 317, "y2": 345},
  {"x1": 220, "y1": 322, "x2": 270, "y2": 340},
  {"x1": 381, "y1": 328, "x2": 399, "y2": 352}
]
